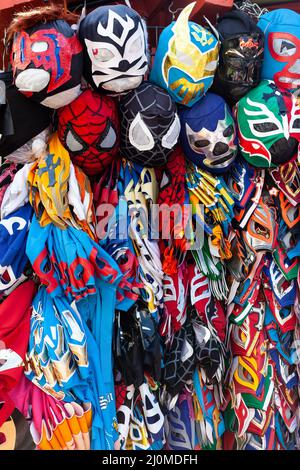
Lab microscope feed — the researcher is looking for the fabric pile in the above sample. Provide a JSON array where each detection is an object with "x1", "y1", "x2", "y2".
[{"x1": 0, "y1": 1, "x2": 299, "y2": 451}]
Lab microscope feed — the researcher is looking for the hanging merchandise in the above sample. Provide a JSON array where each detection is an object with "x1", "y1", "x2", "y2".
[
  {"x1": 0, "y1": 203, "x2": 33, "y2": 299},
  {"x1": 0, "y1": 280, "x2": 37, "y2": 429},
  {"x1": 236, "y1": 79, "x2": 300, "y2": 167},
  {"x1": 120, "y1": 81, "x2": 180, "y2": 167},
  {"x1": 258, "y1": 8, "x2": 300, "y2": 92},
  {"x1": 213, "y1": 9, "x2": 264, "y2": 106},
  {"x1": 9, "y1": 5, "x2": 83, "y2": 109},
  {"x1": 0, "y1": 72, "x2": 50, "y2": 161},
  {"x1": 179, "y1": 92, "x2": 237, "y2": 174},
  {"x1": 150, "y1": 2, "x2": 219, "y2": 107},
  {"x1": 57, "y1": 89, "x2": 120, "y2": 177},
  {"x1": 1, "y1": 0, "x2": 300, "y2": 453},
  {"x1": 79, "y1": 4, "x2": 148, "y2": 94},
  {"x1": 27, "y1": 132, "x2": 95, "y2": 235}
]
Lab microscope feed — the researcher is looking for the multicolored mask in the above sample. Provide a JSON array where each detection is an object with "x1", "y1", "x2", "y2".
[
  {"x1": 258, "y1": 9, "x2": 300, "y2": 92},
  {"x1": 57, "y1": 89, "x2": 119, "y2": 177},
  {"x1": 270, "y1": 157, "x2": 300, "y2": 206},
  {"x1": 149, "y1": 2, "x2": 219, "y2": 107},
  {"x1": 179, "y1": 93, "x2": 237, "y2": 173},
  {"x1": 227, "y1": 158, "x2": 256, "y2": 209},
  {"x1": 242, "y1": 195, "x2": 278, "y2": 253},
  {"x1": 213, "y1": 10, "x2": 264, "y2": 105},
  {"x1": 10, "y1": 7, "x2": 83, "y2": 109},
  {"x1": 237, "y1": 80, "x2": 299, "y2": 167},
  {"x1": 79, "y1": 4, "x2": 148, "y2": 94},
  {"x1": 120, "y1": 81, "x2": 180, "y2": 167}
]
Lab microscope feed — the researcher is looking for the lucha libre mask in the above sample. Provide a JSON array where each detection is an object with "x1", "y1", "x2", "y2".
[
  {"x1": 10, "y1": 7, "x2": 83, "y2": 109},
  {"x1": 237, "y1": 80, "x2": 299, "y2": 167},
  {"x1": 79, "y1": 5, "x2": 148, "y2": 94},
  {"x1": 227, "y1": 158, "x2": 256, "y2": 209},
  {"x1": 179, "y1": 92, "x2": 237, "y2": 173},
  {"x1": 213, "y1": 10, "x2": 264, "y2": 106},
  {"x1": 149, "y1": 2, "x2": 219, "y2": 108},
  {"x1": 258, "y1": 9, "x2": 300, "y2": 92},
  {"x1": 243, "y1": 195, "x2": 277, "y2": 253},
  {"x1": 11, "y1": 7, "x2": 82, "y2": 109},
  {"x1": 57, "y1": 89, "x2": 119, "y2": 177},
  {"x1": 120, "y1": 81, "x2": 180, "y2": 167},
  {"x1": 270, "y1": 157, "x2": 300, "y2": 206}
]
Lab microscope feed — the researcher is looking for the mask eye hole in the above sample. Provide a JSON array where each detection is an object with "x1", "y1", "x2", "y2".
[
  {"x1": 31, "y1": 41, "x2": 48, "y2": 53},
  {"x1": 253, "y1": 122, "x2": 279, "y2": 133},
  {"x1": 161, "y1": 114, "x2": 180, "y2": 149},
  {"x1": 194, "y1": 139, "x2": 210, "y2": 148},
  {"x1": 254, "y1": 221, "x2": 270, "y2": 238},
  {"x1": 223, "y1": 124, "x2": 234, "y2": 137},
  {"x1": 272, "y1": 38, "x2": 297, "y2": 57},
  {"x1": 96, "y1": 120, "x2": 117, "y2": 150},
  {"x1": 175, "y1": 50, "x2": 193, "y2": 66},
  {"x1": 129, "y1": 36, "x2": 143, "y2": 54},
  {"x1": 64, "y1": 125, "x2": 87, "y2": 154},
  {"x1": 92, "y1": 47, "x2": 114, "y2": 62},
  {"x1": 128, "y1": 112, "x2": 155, "y2": 151},
  {"x1": 292, "y1": 118, "x2": 300, "y2": 129}
]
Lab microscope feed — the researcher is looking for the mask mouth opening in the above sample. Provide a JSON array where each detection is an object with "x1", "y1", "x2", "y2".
[
  {"x1": 205, "y1": 151, "x2": 236, "y2": 168},
  {"x1": 15, "y1": 69, "x2": 50, "y2": 93},
  {"x1": 102, "y1": 76, "x2": 143, "y2": 93}
]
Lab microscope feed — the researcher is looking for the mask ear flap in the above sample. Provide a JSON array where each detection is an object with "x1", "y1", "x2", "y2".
[{"x1": 129, "y1": 112, "x2": 155, "y2": 151}]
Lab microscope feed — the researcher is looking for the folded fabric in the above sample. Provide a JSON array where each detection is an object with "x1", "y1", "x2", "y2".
[{"x1": 0, "y1": 280, "x2": 37, "y2": 427}]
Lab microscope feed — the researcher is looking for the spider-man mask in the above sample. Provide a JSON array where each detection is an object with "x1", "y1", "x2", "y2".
[
  {"x1": 120, "y1": 81, "x2": 180, "y2": 167},
  {"x1": 11, "y1": 20, "x2": 83, "y2": 109},
  {"x1": 57, "y1": 89, "x2": 119, "y2": 177}
]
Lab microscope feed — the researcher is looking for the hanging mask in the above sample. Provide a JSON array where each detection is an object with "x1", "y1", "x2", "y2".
[
  {"x1": 57, "y1": 89, "x2": 119, "y2": 177},
  {"x1": 270, "y1": 157, "x2": 300, "y2": 206},
  {"x1": 258, "y1": 9, "x2": 300, "y2": 92},
  {"x1": 9, "y1": 6, "x2": 83, "y2": 109},
  {"x1": 264, "y1": 259, "x2": 296, "y2": 308},
  {"x1": 243, "y1": 196, "x2": 277, "y2": 252},
  {"x1": 120, "y1": 81, "x2": 180, "y2": 167},
  {"x1": 179, "y1": 92, "x2": 237, "y2": 173},
  {"x1": 79, "y1": 4, "x2": 148, "y2": 94},
  {"x1": 0, "y1": 72, "x2": 50, "y2": 159},
  {"x1": 237, "y1": 80, "x2": 298, "y2": 167},
  {"x1": 213, "y1": 10, "x2": 264, "y2": 106},
  {"x1": 150, "y1": 2, "x2": 219, "y2": 107},
  {"x1": 227, "y1": 158, "x2": 256, "y2": 209}
]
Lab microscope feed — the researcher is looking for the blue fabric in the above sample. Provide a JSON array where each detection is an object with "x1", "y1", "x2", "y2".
[
  {"x1": 26, "y1": 216, "x2": 123, "y2": 449},
  {"x1": 0, "y1": 202, "x2": 33, "y2": 292},
  {"x1": 258, "y1": 9, "x2": 300, "y2": 91},
  {"x1": 26, "y1": 286, "x2": 118, "y2": 449},
  {"x1": 179, "y1": 93, "x2": 237, "y2": 174}
]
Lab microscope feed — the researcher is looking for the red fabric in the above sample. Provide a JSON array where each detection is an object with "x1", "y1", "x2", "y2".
[{"x1": 0, "y1": 280, "x2": 36, "y2": 426}]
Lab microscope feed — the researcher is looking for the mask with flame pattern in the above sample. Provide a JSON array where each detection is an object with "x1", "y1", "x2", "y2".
[
  {"x1": 150, "y1": 2, "x2": 219, "y2": 108},
  {"x1": 237, "y1": 79, "x2": 299, "y2": 167},
  {"x1": 179, "y1": 92, "x2": 237, "y2": 173}
]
